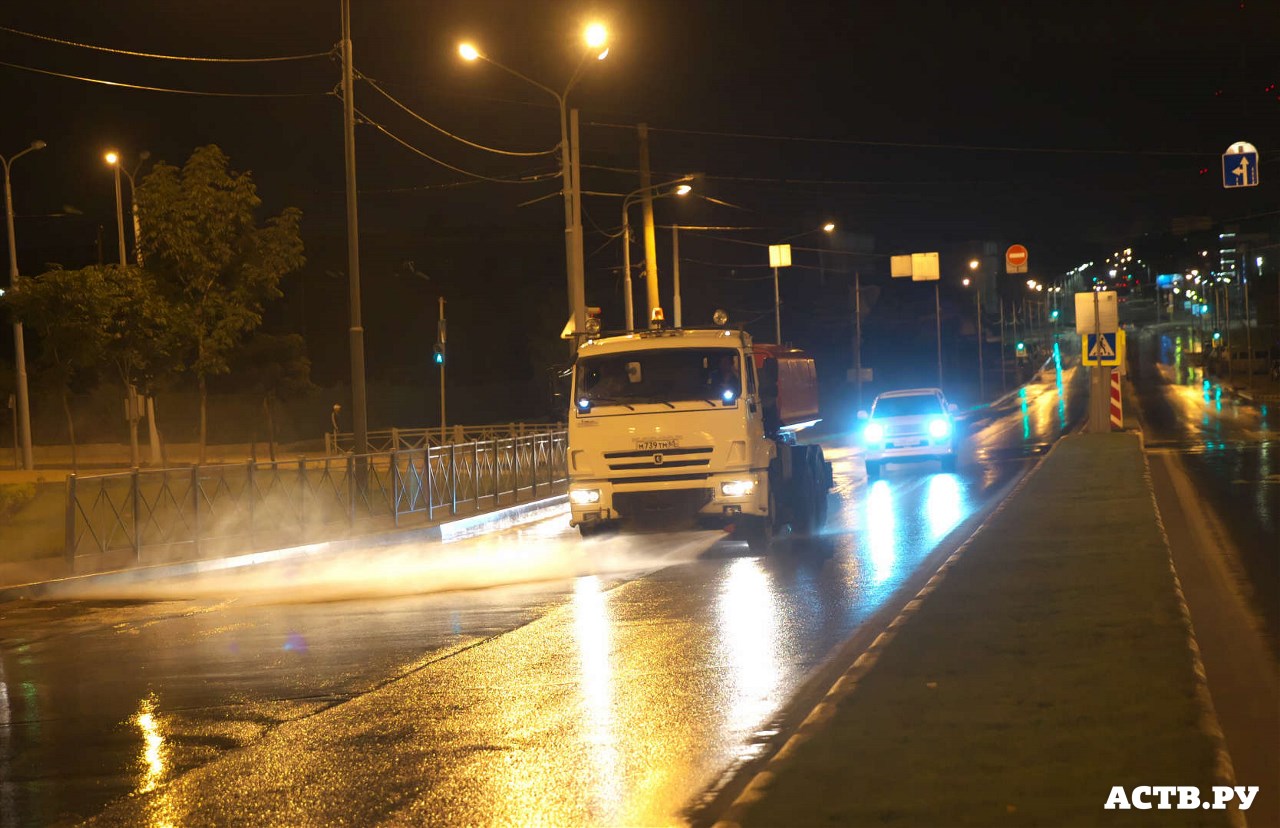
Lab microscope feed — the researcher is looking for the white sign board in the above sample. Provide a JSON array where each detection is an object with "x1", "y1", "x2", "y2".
[
  {"x1": 768, "y1": 244, "x2": 792, "y2": 268},
  {"x1": 1074, "y1": 290, "x2": 1118, "y2": 335},
  {"x1": 890, "y1": 254, "x2": 913, "y2": 278},
  {"x1": 910, "y1": 252, "x2": 940, "y2": 281}
]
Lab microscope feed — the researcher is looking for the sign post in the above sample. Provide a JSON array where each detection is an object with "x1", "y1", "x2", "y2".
[
  {"x1": 1076, "y1": 290, "x2": 1119, "y2": 432},
  {"x1": 768, "y1": 243, "x2": 792, "y2": 344}
]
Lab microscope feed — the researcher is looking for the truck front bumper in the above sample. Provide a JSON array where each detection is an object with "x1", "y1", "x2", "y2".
[{"x1": 569, "y1": 471, "x2": 769, "y2": 527}]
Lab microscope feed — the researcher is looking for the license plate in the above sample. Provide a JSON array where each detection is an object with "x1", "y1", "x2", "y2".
[{"x1": 637, "y1": 438, "x2": 680, "y2": 451}]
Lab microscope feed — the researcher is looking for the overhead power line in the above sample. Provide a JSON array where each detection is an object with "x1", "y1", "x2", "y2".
[
  {"x1": 353, "y1": 106, "x2": 558, "y2": 184},
  {"x1": 585, "y1": 120, "x2": 1206, "y2": 158},
  {"x1": 0, "y1": 24, "x2": 333, "y2": 62},
  {"x1": 0, "y1": 58, "x2": 329, "y2": 97},
  {"x1": 356, "y1": 71, "x2": 558, "y2": 158}
]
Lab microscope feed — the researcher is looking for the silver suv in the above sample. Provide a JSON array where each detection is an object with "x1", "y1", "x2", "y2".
[{"x1": 858, "y1": 388, "x2": 958, "y2": 478}]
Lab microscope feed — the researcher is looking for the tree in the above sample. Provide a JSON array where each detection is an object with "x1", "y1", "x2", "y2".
[
  {"x1": 136, "y1": 145, "x2": 304, "y2": 463},
  {"x1": 1, "y1": 265, "x2": 173, "y2": 469},
  {"x1": 229, "y1": 333, "x2": 313, "y2": 461}
]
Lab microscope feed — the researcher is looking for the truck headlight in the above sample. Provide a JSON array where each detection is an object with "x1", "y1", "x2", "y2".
[
  {"x1": 928, "y1": 418, "x2": 951, "y2": 439},
  {"x1": 864, "y1": 422, "x2": 885, "y2": 443},
  {"x1": 720, "y1": 480, "x2": 755, "y2": 498},
  {"x1": 569, "y1": 488, "x2": 601, "y2": 505}
]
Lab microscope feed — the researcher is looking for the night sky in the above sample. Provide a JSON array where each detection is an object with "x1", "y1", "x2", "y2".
[{"x1": 1, "y1": 1, "x2": 1276, "y2": 397}]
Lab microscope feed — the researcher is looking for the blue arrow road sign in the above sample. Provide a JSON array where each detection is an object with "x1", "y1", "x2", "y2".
[{"x1": 1222, "y1": 144, "x2": 1259, "y2": 188}]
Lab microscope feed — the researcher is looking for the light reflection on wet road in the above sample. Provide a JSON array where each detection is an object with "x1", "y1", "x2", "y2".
[
  {"x1": 0, "y1": 360, "x2": 1087, "y2": 826},
  {"x1": 1132, "y1": 325, "x2": 1278, "y2": 642}
]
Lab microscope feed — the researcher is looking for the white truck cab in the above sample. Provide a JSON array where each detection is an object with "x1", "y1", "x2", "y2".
[{"x1": 567, "y1": 326, "x2": 830, "y2": 541}]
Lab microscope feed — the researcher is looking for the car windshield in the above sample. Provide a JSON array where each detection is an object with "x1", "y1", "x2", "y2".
[
  {"x1": 575, "y1": 348, "x2": 741, "y2": 405},
  {"x1": 872, "y1": 394, "x2": 944, "y2": 418}
]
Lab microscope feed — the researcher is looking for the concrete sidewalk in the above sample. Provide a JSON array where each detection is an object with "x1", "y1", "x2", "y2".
[{"x1": 714, "y1": 433, "x2": 1244, "y2": 827}]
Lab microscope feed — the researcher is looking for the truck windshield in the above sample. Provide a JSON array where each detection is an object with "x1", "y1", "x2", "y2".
[
  {"x1": 575, "y1": 348, "x2": 741, "y2": 405},
  {"x1": 872, "y1": 394, "x2": 944, "y2": 418}
]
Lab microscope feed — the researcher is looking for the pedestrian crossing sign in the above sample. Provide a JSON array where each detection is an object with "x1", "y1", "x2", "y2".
[{"x1": 1082, "y1": 331, "x2": 1122, "y2": 366}]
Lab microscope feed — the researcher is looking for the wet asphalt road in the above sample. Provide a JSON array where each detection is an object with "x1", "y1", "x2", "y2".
[
  {"x1": 1130, "y1": 324, "x2": 1279, "y2": 643},
  {"x1": 0, "y1": 357, "x2": 1087, "y2": 827}
]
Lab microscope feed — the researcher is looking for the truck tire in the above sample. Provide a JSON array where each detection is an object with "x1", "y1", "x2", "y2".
[
  {"x1": 788, "y1": 446, "x2": 819, "y2": 536},
  {"x1": 577, "y1": 521, "x2": 606, "y2": 538}
]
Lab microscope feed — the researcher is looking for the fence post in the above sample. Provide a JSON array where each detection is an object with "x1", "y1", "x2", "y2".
[
  {"x1": 130, "y1": 468, "x2": 141, "y2": 562},
  {"x1": 427, "y1": 447, "x2": 436, "y2": 520},
  {"x1": 391, "y1": 450, "x2": 400, "y2": 527},
  {"x1": 473, "y1": 440, "x2": 480, "y2": 511},
  {"x1": 64, "y1": 473, "x2": 77, "y2": 568},
  {"x1": 347, "y1": 454, "x2": 356, "y2": 528},
  {"x1": 532, "y1": 435, "x2": 539, "y2": 499},
  {"x1": 246, "y1": 461, "x2": 256, "y2": 545},
  {"x1": 391, "y1": 427, "x2": 400, "y2": 451},
  {"x1": 190, "y1": 465, "x2": 201, "y2": 556},
  {"x1": 450, "y1": 443, "x2": 458, "y2": 515},
  {"x1": 512, "y1": 437, "x2": 521, "y2": 503}
]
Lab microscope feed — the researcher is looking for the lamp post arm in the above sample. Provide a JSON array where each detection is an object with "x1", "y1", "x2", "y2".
[{"x1": 478, "y1": 54, "x2": 564, "y2": 108}]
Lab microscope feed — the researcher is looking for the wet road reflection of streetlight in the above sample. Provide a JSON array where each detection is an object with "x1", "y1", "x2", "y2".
[
  {"x1": 132, "y1": 694, "x2": 166, "y2": 795},
  {"x1": 865, "y1": 481, "x2": 897, "y2": 584},
  {"x1": 572, "y1": 575, "x2": 621, "y2": 821},
  {"x1": 717, "y1": 558, "x2": 780, "y2": 747}
]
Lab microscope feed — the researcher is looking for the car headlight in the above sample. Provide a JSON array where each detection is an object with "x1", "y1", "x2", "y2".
[
  {"x1": 720, "y1": 480, "x2": 755, "y2": 498},
  {"x1": 864, "y1": 422, "x2": 885, "y2": 443},
  {"x1": 569, "y1": 488, "x2": 601, "y2": 505},
  {"x1": 928, "y1": 417, "x2": 952, "y2": 439}
]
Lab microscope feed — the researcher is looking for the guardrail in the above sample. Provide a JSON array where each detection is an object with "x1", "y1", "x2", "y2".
[
  {"x1": 65, "y1": 430, "x2": 567, "y2": 568},
  {"x1": 324, "y1": 423, "x2": 562, "y2": 456}
]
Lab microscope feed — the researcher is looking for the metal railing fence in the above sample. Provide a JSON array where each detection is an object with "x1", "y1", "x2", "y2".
[
  {"x1": 324, "y1": 423, "x2": 562, "y2": 456},
  {"x1": 65, "y1": 430, "x2": 568, "y2": 567}
]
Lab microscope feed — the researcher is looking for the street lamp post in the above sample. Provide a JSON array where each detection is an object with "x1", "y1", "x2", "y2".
[
  {"x1": 107, "y1": 151, "x2": 149, "y2": 266},
  {"x1": 2, "y1": 139, "x2": 45, "y2": 471},
  {"x1": 620, "y1": 179, "x2": 690, "y2": 330},
  {"x1": 773, "y1": 222, "x2": 835, "y2": 347},
  {"x1": 104, "y1": 151, "x2": 127, "y2": 266},
  {"x1": 460, "y1": 25, "x2": 608, "y2": 348},
  {"x1": 967, "y1": 259, "x2": 985, "y2": 402}
]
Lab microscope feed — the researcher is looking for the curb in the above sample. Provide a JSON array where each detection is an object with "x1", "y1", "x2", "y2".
[{"x1": 0, "y1": 495, "x2": 568, "y2": 602}]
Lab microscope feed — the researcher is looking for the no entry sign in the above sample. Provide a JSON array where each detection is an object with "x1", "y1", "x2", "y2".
[{"x1": 1006, "y1": 244, "x2": 1028, "y2": 274}]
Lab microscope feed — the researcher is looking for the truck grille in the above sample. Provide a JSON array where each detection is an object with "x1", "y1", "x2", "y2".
[
  {"x1": 614, "y1": 488, "x2": 712, "y2": 517},
  {"x1": 605, "y1": 446, "x2": 713, "y2": 471}
]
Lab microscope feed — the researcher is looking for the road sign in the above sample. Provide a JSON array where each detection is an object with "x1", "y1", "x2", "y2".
[
  {"x1": 768, "y1": 244, "x2": 792, "y2": 268},
  {"x1": 891, "y1": 254, "x2": 913, "y2": 278},
  {"x1": 1222, "y1": 141, "x2": 1259, "y2": 189},
  {"x1": 1005, "y1": 244, "x2": 1028, "y2": 274},
  {"x1": 1082, "y1": 332, "x2": 1121, "y2": 366},
  {"x1": 910, "y1": 251, "x2": 940, "y2": 281},
  {"x1": 1074, "y1": 290, "x2": 1118, "y2": 334}
]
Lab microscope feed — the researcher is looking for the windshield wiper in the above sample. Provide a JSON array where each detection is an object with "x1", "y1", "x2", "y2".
[
  {"x1": 585, "y1": 396, "x2": 635, "y2": 410},
  {"x1": 627, "y1": 396, "x2": 677, "y2": 409}
]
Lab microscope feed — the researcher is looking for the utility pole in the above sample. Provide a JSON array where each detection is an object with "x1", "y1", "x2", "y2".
[
  {"x1": 638, "y1": 124, "x2": 660, "y2": 325},
  {"x1": 569, "y1": 108, "x2": 586, "y2": 341},
  {"x1": 438, "y1": 296, "x2": 447, "y2": 444},
  {"x1": 976, "y1": 280, "x2": 985, "y2": 402},
  {"x1": 340, "y1": 0, "x2": 369, "y2": 456},
  {"x1": 934, "y1": 282, "x2": 943, "y2": 387},
  {"x1": 671, "y1": 226, "x2": 682, "y2": 327},
  {"x1": 853, "y1": 271, "x2": 863, "y2": 411},
  {"x1": 999, "y1": 299, "x2": 1008, "y2": 392},
  {"x1": 2, "y1": 141, "x2": 44, "y2": 471}
]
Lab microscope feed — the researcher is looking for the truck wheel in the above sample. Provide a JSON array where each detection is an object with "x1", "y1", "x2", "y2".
[
  {"x1": 789, "y1": 449, "x2": 818, "y2": 536},
  {"x1": 865, "y1": 460, "x2": 882, "y2": 480},
  {"x1": 577, "y1": 521, "x2": 605, "y2": 538},
  {"x1": 810, "y1": 450, "x2": 829, "y2": 529}
]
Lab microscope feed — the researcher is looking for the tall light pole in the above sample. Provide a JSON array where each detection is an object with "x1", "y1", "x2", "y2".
[
  {"x1": 340, "y1": 0, "x2": 369, "y2": 458},
  {"x1": 2, "y1": 139, "x2": 45, "y2": 471},
  {"x1": 967, "y1": 259, "x2": 985, "y2": 402},
  {"x1": 620, "y1": 178, "x2": 691, "y2": 330},
  {"x1": 460, "y1": 23, "x2": 609, "y2": 348},
  {"x1": 773, "y1": 222, "x2": 835, "y2": 346},
  {"x1": 104, "y1": 151, "x2": 127, "y2": 266},
  {"x1": 108, "y1": 150, "x2": 150, "y2": 266}
]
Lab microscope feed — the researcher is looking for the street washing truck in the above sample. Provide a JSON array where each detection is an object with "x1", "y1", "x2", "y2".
[{"x1": 567, "y1": 320, "x2": 832, "y2": 544}]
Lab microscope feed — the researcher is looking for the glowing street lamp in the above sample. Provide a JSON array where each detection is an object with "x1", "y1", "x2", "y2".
[
  {"x1": 822, "y1": 221, "x2": 836, "y2": 233},
  {"x1": 104, "y1": 150, "x2": 127, "y2": 266},
  {"x1": 458, "y1": 22, "x2": 610, "y2": 347},
  {"x1": 621, "y1": 176, "x2": 692, "y2": 329}
]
